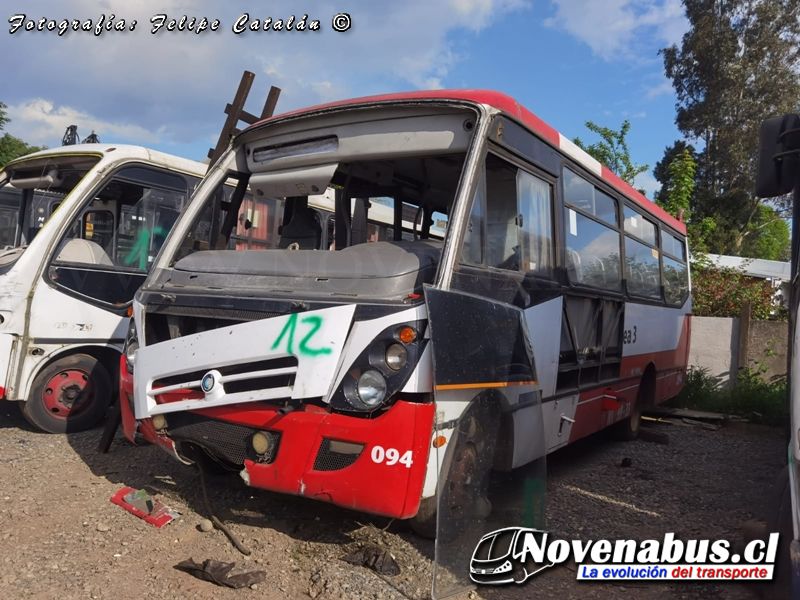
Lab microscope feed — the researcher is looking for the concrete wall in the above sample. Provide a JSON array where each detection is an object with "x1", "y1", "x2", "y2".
[
  {"x1": 689, "y1": 316, "x2": 788, "y2": 387},
  {"x1": 689, "y1": 317, "x2": 740, "y2": 388},
  {"x1": 748, "y1": 320, "x2": 789, "y2": 384}
]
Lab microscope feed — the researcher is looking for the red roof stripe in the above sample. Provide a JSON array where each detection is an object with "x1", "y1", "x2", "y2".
[{"x1": 247, "y1": 89, "x2": 685, "y2": 234}]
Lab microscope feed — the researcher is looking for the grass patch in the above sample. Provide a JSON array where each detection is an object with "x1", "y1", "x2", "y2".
[{"x1": 666, "y1": 366, "x2": 788, "y2": 427}]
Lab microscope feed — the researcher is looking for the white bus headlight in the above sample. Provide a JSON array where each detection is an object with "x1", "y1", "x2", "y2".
[
  {"x1": 125, "y1": 339, "x2": 139, "y2": 367},
  {"x1": 356, "y1": 369, "x2": 387, "y2": 406},
  {"x1": 385, "y1": 344, "x2": 408, "y2": 371}
]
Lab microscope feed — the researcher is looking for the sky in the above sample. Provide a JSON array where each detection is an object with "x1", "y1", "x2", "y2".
[{"x1": 2, "y1": 0, "x2": 690, "y2": 198}]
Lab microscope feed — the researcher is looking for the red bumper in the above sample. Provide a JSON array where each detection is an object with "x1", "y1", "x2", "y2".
[
  {"x1": 119, "y1": 356, "x2": 161, "y2": 447},
  {"x1": 120, "y1": 356, "x2": 435, "y2": 519}
]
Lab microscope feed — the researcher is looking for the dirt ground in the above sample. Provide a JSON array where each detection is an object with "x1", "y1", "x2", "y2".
[{"x1": 0, "y1": 400, "x2": 787, "y2": 600}]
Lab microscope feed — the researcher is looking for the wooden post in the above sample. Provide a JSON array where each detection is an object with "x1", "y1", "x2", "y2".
[
  {"x1": 207, "y1": 76, "x2": 282, "y2": 173},
  {"x1": 738, "y1": 299, "x2": 752, "y2": 374},
  {"x1": 207, "y1": 71, "x2": 255, "y2": 171}
]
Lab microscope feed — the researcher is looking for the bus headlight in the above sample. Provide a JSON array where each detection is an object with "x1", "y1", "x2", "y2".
[
  {"x1": 385, "y1": 344, "x2": 408, "y2": 371},
  {"x1": 123, "y1": 318, "x2": 138, "y2": 374},
  {"x1": 356, "y1": 369, "x2": 387, "y2": 406},
  {"x1": 329, "y1": 320, "x2": 427, "y2": 413},
  {"x1": 125, "y1": 339, "x2": 139, "y2": 368}
]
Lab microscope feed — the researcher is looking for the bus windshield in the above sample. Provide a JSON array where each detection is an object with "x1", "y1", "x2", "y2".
[
  {"x1": 0, "y1": 154, "x2": 102, "y2": 256},
  {"x1": 168, "y1": 152, "x2": 464, "y2": 300}
]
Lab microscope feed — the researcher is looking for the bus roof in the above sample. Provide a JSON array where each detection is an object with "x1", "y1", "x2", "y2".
[
  {"x1": 3, "y1": 144, "x2": 209, "y2": 178},
  {"x1": 246, "y1": 89, "x2": 686, "y2": 235}
]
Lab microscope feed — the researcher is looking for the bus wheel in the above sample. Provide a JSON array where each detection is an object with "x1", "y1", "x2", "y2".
[
  {"x1": 611, "y1": 395, "x2": 642, "y2": 442},
  {"x1": 409, "y1": 403, "x2": 498, "y2": 540},
  {"x1": 22, "y1": 354, "x2": 112, "y2": 434}
]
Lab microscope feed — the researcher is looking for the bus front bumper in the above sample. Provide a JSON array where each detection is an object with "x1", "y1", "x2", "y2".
[
  {"x1": 235, "y1": 400, "x2": 434, "y2": 519},
  {"x1": 121, "y1": 356, "x2": 435, "y2": 520}
]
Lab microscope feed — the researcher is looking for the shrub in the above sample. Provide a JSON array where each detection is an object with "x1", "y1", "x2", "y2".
[{"x1": 690, "y1": 253, "x2": 786, "y2": 321}]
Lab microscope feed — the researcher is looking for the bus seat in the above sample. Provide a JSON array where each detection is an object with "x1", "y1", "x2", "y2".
[
  {"x1": 278, "y1": 206, "x2": 322, "y2": 250},
  {"x1": 55, "y1": 238, "x2": 114, "y2": 266}
]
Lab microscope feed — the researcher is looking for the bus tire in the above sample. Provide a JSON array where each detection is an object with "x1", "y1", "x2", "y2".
[
  {"x1": 409, "y1": 495, "x2": 438, "y2": 539},
  {"x1": 763, "y1": 465, "x2": 792, "y2": 599},
  {"x1": 611, "y1": 395, "x2": 642, "y2": 442},
  {"x1": 408, "y1": 400, "x2": 499, "y2": 540},
  {"x1": 21, "y1": 353, "x2": 112, "y2": 434}
]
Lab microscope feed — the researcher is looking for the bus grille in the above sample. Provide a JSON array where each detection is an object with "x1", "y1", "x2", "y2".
[
  {"x1": 165, "y1": 412, "x2": 280, "y2": 466},
  {"x1": 312, "y1": 439, "x2": 363, "y2": 472}
]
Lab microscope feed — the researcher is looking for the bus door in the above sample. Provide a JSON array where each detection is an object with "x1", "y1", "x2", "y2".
[
  {"x1": 424, "y1": 150, "x2": 554, "y2": 598},
  {"x1": 424, "y1": 286, "x2": 547, "y2": 598}
]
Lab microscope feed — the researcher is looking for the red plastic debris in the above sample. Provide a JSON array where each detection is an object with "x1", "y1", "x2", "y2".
[{"x1": 110, "y1": 487, "x2": 178, "y2": 528}]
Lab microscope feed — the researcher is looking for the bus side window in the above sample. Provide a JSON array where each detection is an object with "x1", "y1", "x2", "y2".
[
  {"x1": 562, "y1": 168, "x2": 623, "y2": 291},
  {"x1": 517, "y1": 170, "x2": 554, "y2": 278},
  {"x1": 623, "y1": 206, "x2": 661, "y2": 299},
  {"x1": 662, "y1": 229, "x2": 689, "y2": 304},
  {"x1": 485, "y1": 154, "x2": 520, "y2": 270},
  {"x1": 460, "y1": 175, "x2": 485, "y2": 266}
]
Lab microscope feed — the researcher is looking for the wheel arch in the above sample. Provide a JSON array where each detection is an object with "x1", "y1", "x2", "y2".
[
  {"x1": 638, "y1": 362, "x2": 657, "y2": 408},
  {"x1": 21, "y1": 343, "x2": 121, "y2": 405}
]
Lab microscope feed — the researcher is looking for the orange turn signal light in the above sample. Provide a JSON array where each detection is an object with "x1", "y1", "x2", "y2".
[
  {"x1": 432, "y1": 435, "x2": 447, "y2": 448},
  {"x1": 397, "y1": 326, "x2": 416, "y2": 344},
  {"x1": 126, "y1": 306, "x2": 133, "y2": 317}
]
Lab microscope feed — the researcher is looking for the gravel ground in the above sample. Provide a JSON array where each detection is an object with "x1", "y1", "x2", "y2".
[{"x1": 0, "y1": 400, "x2": 786, "y2": 600}]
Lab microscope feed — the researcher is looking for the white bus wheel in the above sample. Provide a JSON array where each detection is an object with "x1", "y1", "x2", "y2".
[{"x1": 21, "y1": 354, "x2": 112, "y2": 434}]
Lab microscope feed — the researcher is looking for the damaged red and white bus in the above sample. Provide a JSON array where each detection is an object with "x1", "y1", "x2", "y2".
[{"x1": 120, "y1": 91, "x2": 691, "y2": 548}]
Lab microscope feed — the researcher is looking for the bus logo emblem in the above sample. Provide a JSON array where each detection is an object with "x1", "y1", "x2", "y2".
[{"x1": 201, "y1": 373, "x2": 216, "y2": 393}]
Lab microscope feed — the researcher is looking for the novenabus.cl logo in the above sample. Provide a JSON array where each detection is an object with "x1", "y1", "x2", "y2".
[
  {"x1": 470, "y1": 527, "x2": 554, "y2": 585},
  {"x1": 471, "y1": 528, "x2": 780, "y2": 585}
]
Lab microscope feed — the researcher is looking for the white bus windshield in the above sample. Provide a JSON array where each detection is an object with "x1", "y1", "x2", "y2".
[{"x1": 0, "y1": 154, "x2": 102, "y2": 253}]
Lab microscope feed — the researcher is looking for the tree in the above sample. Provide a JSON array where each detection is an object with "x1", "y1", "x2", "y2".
[
  {"x1": 653, "y1": 140, "x2": 697, "y2": 205},
  {"x1": 573, "y1": 119, "x2": 650, "y2": 192},
  {"x1": 657, "y1": 148, "x2": 697, "y2": 218},
  {"x1": 741, "y1": 204, "x2": 790, "y2": 261},
  {"x1": 660, "y1": 0, "x2": 800, "y2": 255},
  {"x1": 0, "y1": 101, "x2": 45, "y2": 167}
]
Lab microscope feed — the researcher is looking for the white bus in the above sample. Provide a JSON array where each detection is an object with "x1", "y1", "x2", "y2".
[{"x1": 0, "y1": 145, "x2": 276, "y2": 433}]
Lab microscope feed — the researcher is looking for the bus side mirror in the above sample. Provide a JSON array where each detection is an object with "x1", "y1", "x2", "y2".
[{"x1": 755, "y1": 114, "x2": 800, "y2": 198}]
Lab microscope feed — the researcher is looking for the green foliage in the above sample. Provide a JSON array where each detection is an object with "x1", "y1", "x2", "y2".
[
  {"x1": 0, "y1": 101, "x2": 45, "y2": 167},
  {"x1": 656, "y1": 148, "x2": 697, "y2": 218},
  {"x1": 0, "y1": 133, "x2": 45, "y2": 168},
  {"x1": 668, "y1": 365, "x2": 787, "y2": 427},
  {"x1": 660, "y1": 0, "x2": 800, "y2": 255},
  {"x1": 741, "y1": 205, "x2": 791, "y2": 261},
  {"x1": 690, "y1": 253, "x2": 786, "y2": 321},
  {"x1": 654, "y1": 141, "x2": 697, "y2": 204},
  {"x1": 0, "y1": 102, "x2": 9, "y2": 131},
  {"x1": 573, "y1": 119, "x2": 649, "y2": 191}
]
